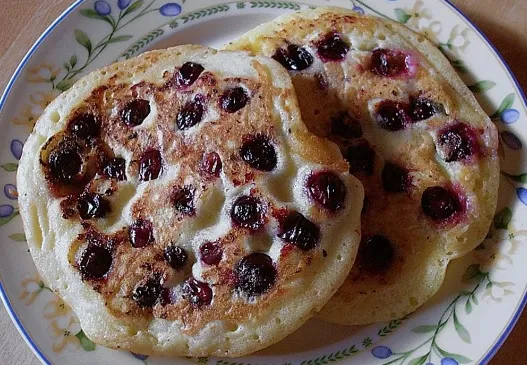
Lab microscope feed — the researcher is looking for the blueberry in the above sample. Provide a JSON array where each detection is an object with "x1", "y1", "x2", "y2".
[
  {"x1": 199, "y1": 242, "x2": 223, "y2": 265},
  {"x1": 370, "y1": 49, "x2": 409, "y2": 77},
  {"x1": 139, "y1": 150, "x2": 162, "y2": 181},
  {"x1": 173, "y1": 186, "x2": 195, "y2": 215},
  {"x1": 77, "y1": 192, "x2": 110, "y2": 219},
  {"x1": 230, "y1": 196, "x2": 265, "y2": 230},
  {"x1": 278, "y1": 211, "x2": 319, "y2": 251},
  {"x1": 375, "y1": 100, "x2": 411, "y2": 131},
  {"x1": 316, "y1": 33, "x2": 350, "y2": 62},
  {"x1": 273, "y1": 44, "x2": 314, "y2": 71},
  {"x1": 132, "y1": 276, "x2": 163, "y2": 307},
  {"x1": 240, "y1": 135, "x2": 277, "y2": 172},
  {"x1": 129, "y1": 219, "x2": 154, "y2": 248},
  {"x1": 102, "y1": 158, "x2": 126, "y2": 181},
  {"x1": 176, "y1": 96, "x2": 205, "y2": 130},
  {"x1": 421, "y1": 186, "x2": 460, "y2": 221},
  {"x1": 359, "y1": 235, "x2": 394, "y2": 271},
  {"x1": 220, "y1": 87, "x2": 249, "y2": 113},
  {"x1": 381, "y1": 162, "x2": 411, "y2": 192},
  {"x1": 78, "y1": 244, "x2": 112, "y2": 280},
  {"x1": 307, "y1": 171, "x2": 346, "y2": 211},
  {"x1": 121, "y1": 99, "x2": 150, "y2": 126},
  {"x1": 163, "y1": 245, "x2": 188, "y2": 270},
  {"x1": 235, "y1": 253, "x2": 276, "y2": 297},
  {"x1": 182, "y1": 278, "x2": 213, "y2": 307},
  {"x1": 176, "y1": 62, "x2": 204, "y2": 88}
]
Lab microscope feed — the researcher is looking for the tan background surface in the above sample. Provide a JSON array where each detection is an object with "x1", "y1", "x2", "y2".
[{"x1": 0, "y1": 0, "x2": 526, "y2": 364}]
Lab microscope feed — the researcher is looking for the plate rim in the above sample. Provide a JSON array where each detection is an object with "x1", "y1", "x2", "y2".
[
  {"x1": 0, "y1": 1, "x2": 525, "y2": 364},
  {"x1": 441, "y1": 1, "x2": 527, "y2": 363}
]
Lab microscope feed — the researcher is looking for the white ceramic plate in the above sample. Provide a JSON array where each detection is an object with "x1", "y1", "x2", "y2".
[{"x1": 1, "y1": 1, "x2": 526, "y2": 364}]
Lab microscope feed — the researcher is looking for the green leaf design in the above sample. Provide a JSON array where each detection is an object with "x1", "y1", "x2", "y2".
[
  {"x1": 70, "y1": 54, "x2": 78, "y2": 67},
  {"x1": 394, "y1": 8, "x2": 411, "y2": 24},
  {"x1": 9, "y1": 233, "x2": 26, "y2": 242},
  {"x1": 468, "y1": 80, "x2": 496, "y2": 93},
  {"x1": 63, "y1": 62, "x2": 70, "y2": 71},
  {"x1": 75, "y1": 330, "x2": 96, "y2": 351},
  {"x1": 436, "y1": 348, "x2": 472, "y2": 363},
  {"x1": 490, "y1": 93, "x2": 515, "y2": 119},
  {"x1": 1, "y1": 163, "x2": 18, "y2": 172},
  {"x1": 465, "y1": 298, "x2": 473, "y2": 314},
  {"x1": 453, "y1": 311, "x2": 471, "y2": 343},
  {"x1": 74, "y1": 29, "x2": 92, "y2": 54},
  {"x1": 181, "y1": 5, "x2": 231, "y2": 23},
  {"x1": 119, "y1": 28, "x2": 164, "y2": 60},
  {"x1": 249, "y1": 1, "x2": 300, "y2": 10},
  {"x1": 299, "y1": 345, "x2": 357, "y2": 365},
  {"x1": 472, "y1": 295, "x2": 479, "y2": 305},
  {"x1": 502, "y1": 171, "x2": 527, "y2": 183},
  {"x1": 79, "y1": 9, "x2": 114, "y2": 26},
  {"x1": 412, "y1": 325, "x2": 438, "y2": 333},
  {"x1": 107, "y1": 35, "x2": 133, "y2": 44},
  {"x1": 451, "y1": 59, "x2": 469, "y2": 73},
  {"x1": 56, "y1": 79, "x2": 76, "y2": 92},
  {"x1": 0, "y1": 211, "x2": 19, "y2": 226},
  {"x1": 494, "y1": 207, "x2": 513, "y2": 229},
  {"x1": 462, "y1": 264, "x2": 483, "y2": 283},
  {"x1": 361, "y1": 337, "x2": 373, "y2": 348},
  {"x1": 377, "y1": 314, "x2": 409, "y2": 336},
  {"x1": 123, "y1": 0, "x2": 144, "y2": 17},
  {"x1": 408, "y1": 354, "x2": 428, "y2": 365}
]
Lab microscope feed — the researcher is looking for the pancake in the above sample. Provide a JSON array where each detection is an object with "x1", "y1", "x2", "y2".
[
  {"x1": 17, "y1": 45, "x2": 364, "y2": 355},
  {"x1": 226, "y1": 7, "x2": 499, "y2": 324}
]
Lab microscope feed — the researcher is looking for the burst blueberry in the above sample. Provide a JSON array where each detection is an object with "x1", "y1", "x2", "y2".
[
  {"x1": 235, "y1": 253, "x2": 276, "y2": 297},
  {"x1": 79, "y1": 244, "x2": 112, "y2": 280},
  {"x1": 183, "y1": 278, "x2": 213, "y2": 307},
  {"x1": 272, "y1": 44, "x2": 314, "y2": 71},
  {"x1": 421, "y1": 186, "x2": 460, "y2": 221}
]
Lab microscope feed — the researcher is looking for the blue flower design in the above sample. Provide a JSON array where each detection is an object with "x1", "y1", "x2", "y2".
[
  {"x1": 426, "y1": 363, "x2": 435, "y2": 365},
  {"x1": 94, "y1": 0, "x2": 112, "y2": 16},
  {"x1": 352, "y1": 6, "x2": 365, "y2": 14},
  {"x1": 501, "y1": 108, "x2": 520, "y2": 124},
  {"x1": 517, "y1": 188, "x2": 527, "y2": 206},
  {"x1": 118, "y1": 0, "x2": 132, "y2": 9},
  {"x1": 159, "y1": 3, "x2": 182, "y2": 16},
  {"x1": 131, "y1": 352, "x2": 149, "y2": 360},
  {"x1": 441, "y1": 358, "x2": 459, "y2": 365},
  {"x1": 4, "y1": 184, "x2": 18, "y2": 200},
  {"x1": 501, "y1": 131, "x2": 523, "y2": 150},
  {"x1": 10, "y1": 140, "x2": 23, "y2": 160},
  {"x1": 0, "y1": 205, "x2": 14, "y2": 218},
  {"x1": 372, "y1": 346, "x2": 392, "y2": 359}
]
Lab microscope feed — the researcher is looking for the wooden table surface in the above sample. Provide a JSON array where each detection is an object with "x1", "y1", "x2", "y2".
[{"x1": 0, "y1": 0, "x2": 526, "y2": 364}]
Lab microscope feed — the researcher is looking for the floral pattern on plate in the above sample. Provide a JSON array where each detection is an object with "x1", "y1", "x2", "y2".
[{"x1": 0, "y1": 1, "x2": 525, "y2": 364}]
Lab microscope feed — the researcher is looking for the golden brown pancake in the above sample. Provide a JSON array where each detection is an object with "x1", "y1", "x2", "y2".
[
  {"x1": 17, "y1": 45, "x2": 365, "y2": 355},
  {"x1": 226, "y1": 7, "x2": 499, "y2": 325}
]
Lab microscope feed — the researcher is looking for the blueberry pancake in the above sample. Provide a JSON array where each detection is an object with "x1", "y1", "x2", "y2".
[
  {"x1": 226, "y1": 7, "x2": 499, "y2": 324},
  {"x1": 17, "y1": 45, "x2": 364, "y2": 355}
]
